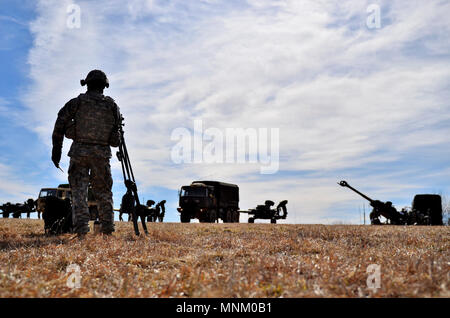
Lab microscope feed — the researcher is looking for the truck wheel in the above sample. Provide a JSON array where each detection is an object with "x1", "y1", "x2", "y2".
[
  {"x1": 271, "y1": 219, "x2": 276, "y2": 224},
  {"x1": 233, "y1": 210, "x2": 240, "y2": 223},
  {"x1": 223, "y1": 210, "x2": 230, "y2": 223},
  {"x1": 209, "y1": 210, "x2": 217, "y2": 223},
  {"x1": 180, "y1": 213, "x2": 191, "y2": 223},
  {"x1": 248, "y1": 218, "x2": 255, "y2": 223}
]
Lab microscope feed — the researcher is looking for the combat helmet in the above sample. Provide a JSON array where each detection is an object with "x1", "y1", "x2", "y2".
[{"x1": 80, "y1": 69, "x2": 109, "y2": 88}]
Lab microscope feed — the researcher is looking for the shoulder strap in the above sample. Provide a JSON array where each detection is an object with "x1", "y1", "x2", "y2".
[{"x1": 72, "y1": 95, "x2": 82, "y2": 141}]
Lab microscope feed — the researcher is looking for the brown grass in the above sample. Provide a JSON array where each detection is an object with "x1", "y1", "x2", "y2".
[{"x1": 0, "y1": 219, "x2": 448, "y2": 297}]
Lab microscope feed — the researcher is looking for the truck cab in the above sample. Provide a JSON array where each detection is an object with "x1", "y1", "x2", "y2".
[
  {"x1": 37, "y1": 185, "x2": 72, "y2": 215},
  {"x1": 37, "y1": 184, "x2": 98, "y2": 220},
  {"x1": 178, "y1": 181, "x2": 239, "y2": 223},
  {"x1": 411, "y1": 194, "x2": 443, "y2": 225},
  {"x1": 178, "y1": 183, "x2": 215, "y2": 222}
]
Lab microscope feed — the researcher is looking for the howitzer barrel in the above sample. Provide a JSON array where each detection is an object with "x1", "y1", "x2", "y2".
[{"x1": 338, "y1": 180, "x2": 374, "y2": 203}]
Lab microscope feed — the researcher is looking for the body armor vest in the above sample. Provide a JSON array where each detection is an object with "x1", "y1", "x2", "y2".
[{"x1": 71, "y1": 93, "x2": 117, "y2": 146}]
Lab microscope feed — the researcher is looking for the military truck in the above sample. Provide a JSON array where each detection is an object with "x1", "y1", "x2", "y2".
[
  {"x1": 177, "y1": 181, "x2": 240, "y2": 223},
  {"x1": 36, "y1": 184, "x2": 71, "y2": 218},
  {"x1": 37, "y1": 184, "x2": 98, "y2": 220},
  {"x1": 411, "y1": 194, "x2": 443, "y2": 225}
]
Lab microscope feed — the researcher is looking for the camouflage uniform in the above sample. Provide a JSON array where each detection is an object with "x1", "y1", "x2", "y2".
[{"x1": 52, "y1": 89, "x2": 121, "y2": 234}]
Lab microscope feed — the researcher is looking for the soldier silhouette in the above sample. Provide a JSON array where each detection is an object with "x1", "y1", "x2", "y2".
[
  {"x1": 119, "y1": 182, "x2": 136, "y2": 222},
  {"x1": 156, "y1": 200, "x2": 166, "y2": 222},
  {"x1": 52, "y1": 70, "x2": 121, "y2": 236}
]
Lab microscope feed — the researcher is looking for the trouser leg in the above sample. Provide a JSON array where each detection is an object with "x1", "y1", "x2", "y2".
[
  {"x1": 68, "y1": 158, "x2": 91, "y2": 234},
  {"x1": 90, "y1": 157, "x2": 114, "y2": 234}
]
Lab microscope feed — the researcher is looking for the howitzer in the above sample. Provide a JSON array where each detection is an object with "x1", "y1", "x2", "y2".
[
  {"x1": 240, "y1": 200, "x2": 288, "y2": 224},
  {"x1": 116, "y1": 115, "x2": 148, "y2": 236},
  {"x1": 338, "y1": 180, "x2": 403, "y2": 225},
  {"x1": 0, "y1": 204, "x2": 12, "y2": 218},
  {"x1": 1, "y1": 199, "x2": 36, "y2": 218}
]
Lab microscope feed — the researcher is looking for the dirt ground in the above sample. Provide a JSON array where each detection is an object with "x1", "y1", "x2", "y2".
[{"x1": 0, "y1": 219, "x2": 448, "y2": 297}]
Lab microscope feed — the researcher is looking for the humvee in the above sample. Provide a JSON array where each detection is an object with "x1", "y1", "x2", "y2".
[{"x1": 37, "y1": 184, "x2": 98, "y2": 220}]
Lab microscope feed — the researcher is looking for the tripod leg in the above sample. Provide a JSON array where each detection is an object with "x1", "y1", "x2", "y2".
[{"x1": 140, "y1": 215, "x2": 148, "y2": 234}]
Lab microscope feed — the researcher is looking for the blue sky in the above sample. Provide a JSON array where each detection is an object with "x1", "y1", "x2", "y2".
[{"x1": 0, "y1": 0, "x2": 449, "y2": 224}]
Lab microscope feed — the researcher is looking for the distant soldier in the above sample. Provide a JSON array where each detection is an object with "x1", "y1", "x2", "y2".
[
  {"x1": 146, "y1": 200, "x2": 156, "y2": 222},
  {"x1": 52, "y1": 70, "x2": 121, "y2": 236},
  {"x1": 34, "y1": 200, "x2": 40, "y2": 219},
  {"x1": 12, "y1": 208, "x2": 21, "y2": 218},
  {"x1": 1, "y1": 202, "x2": 12, "y2": 218},
  {"x1": 156, "y1": 200, "x2": 166, "y2": 222},
  {"x1": 25, "y1": 199, "x2": 35, "y2": 218},
  {"x1": 381, "y1": 201, "x2": 401, "y2": 224},
  {"x1": 370, "y1": 200, "x2": 402, "y2": 225},
  {"x1": 119, "y1": 182, "x2": 136, "y2": 222}
]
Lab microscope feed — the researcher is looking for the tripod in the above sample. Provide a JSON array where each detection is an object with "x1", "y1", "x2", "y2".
[{"x1": 116, "y1": 116, "x2": 148, "y2": 236}]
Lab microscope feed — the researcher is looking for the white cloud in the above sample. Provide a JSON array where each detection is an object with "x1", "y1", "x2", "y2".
[
  {"x1": 0, "y1": 162, "x2": 37, "y2": 203},
  {"x1": 21, "y1": 0, "x2": 450, "y2": 223}
]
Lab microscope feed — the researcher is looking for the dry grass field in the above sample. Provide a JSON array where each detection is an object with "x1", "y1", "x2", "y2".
[{"x1": 0, "y1": 218, "x2": 448, "y2": 298}]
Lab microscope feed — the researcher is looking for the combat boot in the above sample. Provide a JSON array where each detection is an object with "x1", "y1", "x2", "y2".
[
  {"x1": 76, "y1": 232, "x2": 87, "y2": 240},
  {"x1": 100, "y1": 223, "x2": 115, "y2": 236},
  {"x1": 69, "y1": 232, "x2": 87, "y2": 241}
]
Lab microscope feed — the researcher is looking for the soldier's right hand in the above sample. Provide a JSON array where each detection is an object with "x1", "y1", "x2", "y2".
[{"x1": 51, "y1": 147, "x2": 62, "y2": 168}]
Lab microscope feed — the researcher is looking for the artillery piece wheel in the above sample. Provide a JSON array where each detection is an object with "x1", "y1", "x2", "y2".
[
  {"x1": 248, "y1": 218, "x2": 255, "y2": 223},
  {"x1": 371, "y1": 218, "x2": 381, "y2": 225}
]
